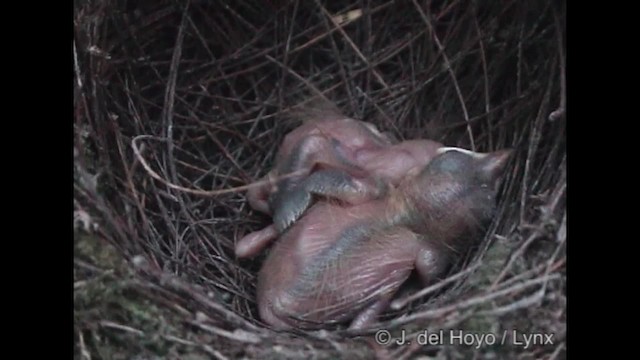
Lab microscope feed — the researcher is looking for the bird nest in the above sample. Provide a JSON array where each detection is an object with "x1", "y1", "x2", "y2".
[{"x1": 74, "y1": 1, "x2": 566, "y2": 359}]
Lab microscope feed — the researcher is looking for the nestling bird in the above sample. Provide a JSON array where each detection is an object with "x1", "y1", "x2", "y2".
[
  {"x1": 236, "y1": 101, "x2": 442, "y2": 258},
  {"x1": 255, "y1": 147, "x2": 512, "y2": 331}
]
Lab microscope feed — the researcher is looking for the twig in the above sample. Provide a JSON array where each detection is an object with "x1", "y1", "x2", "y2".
[
  {"x1": 162, "y1": 1, "x2": 190, "y2": 187},
  {"x1": 548, "y1": 341, "x2": 565, "y2": 360},
  {"x1": 99, "y1": 320, "x2": 145, "y2": 336},
  {"x1": 476, "y1": 287, "x2": 545, "y2": 316},
  {"x1": 315, "y1": 0, "x2": 391, "y2": 93},
  {"x1": 131, "y1": 134, "x2": 306, "y2": 197},
  {"x1": 202, "y1": 346, "x2": 230, "y2": 360},
  {"x1": 73, "y1": 40, "x2": 83, "y2": 89},
  {"x1": 549, "y1": 4, "x2": 566, "y2": 121},
  {"x1": 77, "y1": 330, "x2": 92, "y2": 360},
  {"x1": 74, "y1": 258, "x2": 109, "y2": 274},
  {"x1": 190, "y1": 319, "x2": 261, "y2": 344},
  {"x1": 473, "y1": 4, "x2": 493, "y2": 149}
]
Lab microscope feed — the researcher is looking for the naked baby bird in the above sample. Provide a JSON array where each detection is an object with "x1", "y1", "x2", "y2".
[
  {"x1": 236, "y1": 101, "x2": 443, "y2": 258},
  {"x1": 256, "y1": 147, "x2": 512, "y2": 331}
]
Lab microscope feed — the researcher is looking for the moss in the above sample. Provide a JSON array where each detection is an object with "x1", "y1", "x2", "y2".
[{"x1": 74, "y1": 233, "x2": 210, "y2": 359}]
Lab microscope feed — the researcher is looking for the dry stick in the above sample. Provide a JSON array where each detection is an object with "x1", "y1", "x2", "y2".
[
  {"x1": 99, "y1": 320, "x2": 145, "y2": 336},
  {"x1": 131, "y1": 134, "x2": 305, "y2": 197},
  {"x1": 412, "y1": 0, "x2": 475, "y2": 151},
  {"x1": 543, "y1": 212, "x2": 566, "y2": 284},
  {"x1": 77, "y1": 330, "x2": 92, "y2": 360},
  {"x1": 549, "y1": 4, "x2": 566, "y2": 121},
  {"x1": 201, "y1": 346, "x2": 230, "y2": 360},
  {"x1": 73, "y1": 40, "x2": 83, "y2": 89},
  {"x1": 162, "y1": 326, "x2": 231, "y2": 357},
  {"x1": 163, "y1": 334, "x2": 197, "y2": 346},
  {"x1": 315, "y1": 0, "x2": 391, "y2": 93},
  {"x1": 74, "y1": 258, "x2": 110, "y2": 274},
  {"x1": 476, "y1": 287, "x2": 545, "y2": 317},
  {"x1": 390, "y1": 262, "x2": 481, "y2": 310},
  {"x1": 548, "y1": 257, "x2": 565, "y2": 274},
  {"x1": 277, "y1": 0, "x2": 300, "y2": 111},
  {"x1": 190, "y1": 320, "x2": 261, "y2": 344},
  {"x1": 222, "y1": 1, "x2": 258, "y2": 33},
  {"x1": 548, "y1": 341, "x2": 566, "y2": 360},
  {"x1": 473, "y1": 5, "x2": 493, "y2": 150},
  {"x1": 554, "y1": 211, "x2": 566, "y2": 246}
]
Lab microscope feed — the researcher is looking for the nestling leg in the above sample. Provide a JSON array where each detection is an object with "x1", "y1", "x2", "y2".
[
  {"x1": 303, "y1": 169, "x2": 387, "y2": 205},
  {"x1": 268, "y1": 132, "x2": 367, "y2": 215},
  {"x1": 272, "y1": 187, "x2": 313, "y2": 233},
  {"x1": 246, "y1": 174, "x2": 274, "y2": 215},
  {"x1": 414, "y1": 243, "x2": 450, "y2": 287},
  {"x1": 235, "y1": 225, "x2": 278, "y2": 258},
  {"x1": 273, "y1": 169, "x2": 387, "y2": 232},
  {"x1": 348, "y1": 292, "x2": 396, "y2": 332}
]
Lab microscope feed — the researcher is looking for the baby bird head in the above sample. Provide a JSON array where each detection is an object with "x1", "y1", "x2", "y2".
[
  {"x1": 403, "y1": 146, "x2": 513, "y2": 242},
  {"x1": 428, "y1": 147, "x2": 512, "y2": 192}
]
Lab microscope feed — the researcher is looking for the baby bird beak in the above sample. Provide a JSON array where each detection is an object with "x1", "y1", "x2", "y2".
[
  {"x1": 479, "y1": 149, "x2": 513, "y2": 186},
  {"x1": 436, "y1": 146, "x2": 488, "y2": 159}
]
